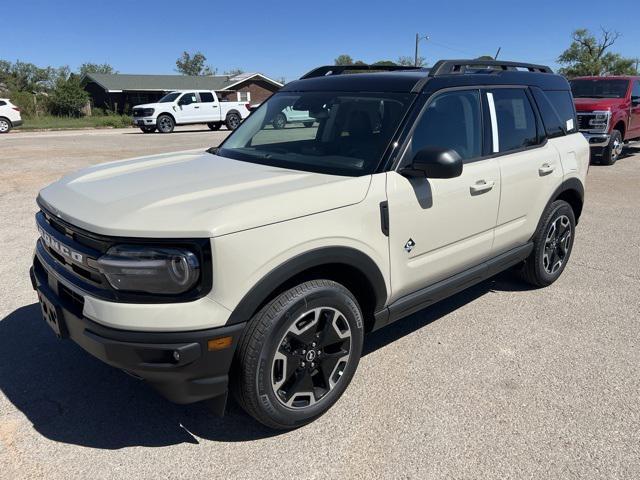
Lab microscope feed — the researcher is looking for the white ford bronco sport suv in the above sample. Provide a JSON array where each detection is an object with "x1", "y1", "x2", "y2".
[
  {"x1": 132, "y1": 90, "x2": 251, "y2": 133},
  {"x1": 31, "y1": 60, "x2": 589, "y2": 429}
]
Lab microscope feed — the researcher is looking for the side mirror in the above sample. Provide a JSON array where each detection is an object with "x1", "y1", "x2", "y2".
[
  {"x1": 632, "y1": 97, "x2": 640, "y2": 107},
  {"x1": 400, "y1": 147, "x2": 463, "y2": 179}
]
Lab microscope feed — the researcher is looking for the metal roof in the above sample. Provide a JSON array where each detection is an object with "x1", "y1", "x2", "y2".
[{"x1": 82, "y1": 72, "x2": 283, "y2": 92}]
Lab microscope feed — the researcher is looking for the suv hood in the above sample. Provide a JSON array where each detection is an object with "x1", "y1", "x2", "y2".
[
  {"x1": 38, "y1": 150, "x2": 371, "y2": 238},
  {"x1": 574, "y1": 97, "x2": 627, "y2": 112}
]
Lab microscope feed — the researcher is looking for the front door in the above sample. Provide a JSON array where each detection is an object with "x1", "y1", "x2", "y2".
[
  {"x1": 176, "y1": 92, "x2": 199, "y2": 123},
  {"x1": 386, "y1": 89, "x2": 500, "y2": 302}
]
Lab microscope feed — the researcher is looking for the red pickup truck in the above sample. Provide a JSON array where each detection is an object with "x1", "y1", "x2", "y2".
[{"x1": 570, "y1": 76, "x2": 640, "y2": 165}]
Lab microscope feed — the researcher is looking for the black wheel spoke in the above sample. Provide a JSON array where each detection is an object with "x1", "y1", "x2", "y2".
[{"x1": 282, "y1": 369, "x2": 315, "y2": 403}]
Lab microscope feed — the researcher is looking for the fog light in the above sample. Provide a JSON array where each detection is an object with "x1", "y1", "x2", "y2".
[
  {"x1": 208, "y1": 336, "x2": 233, "y2": 351},
  {"x1": 173, "y1": 350, "x2": 181, "y2": 361}
]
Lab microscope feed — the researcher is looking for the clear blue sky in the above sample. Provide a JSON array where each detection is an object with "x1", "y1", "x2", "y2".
[{"x1": 3, "y1": 0, "x2": 639, "y2": 81}]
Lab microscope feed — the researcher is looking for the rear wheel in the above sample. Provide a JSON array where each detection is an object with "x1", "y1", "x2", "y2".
[
  {"x1": 520, "y1": 200, "x2": 576, "y2": 287},
  {"x1": 233, "y1": 280, "x2": 364, "y2": 429},
  {"x1": 156, "y1": 114, "x2": 175, "y2": 133},
  {"x1": 602, "y1": 129, "x2": 623, "y2": 165},
  {"x1": 207, "y1": 122, "x2": 221, "y2": 131},
  {"x1": 225, "y1": 112, "x2": 241, "y2": 130},
  {"x1": 272, "y1": 113, "x2": 287, "y2": 129},
  {"x1": 140, "y1": 126, "x2": 156, "y2": 133},
  {"x1": 303, "y1": 121, "x2": 314, "y2": 128},
  {"x1": 0, "y1": 117, "x2": 11, "y2": 133}
]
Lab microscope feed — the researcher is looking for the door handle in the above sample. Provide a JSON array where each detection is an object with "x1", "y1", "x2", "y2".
[
  {"x1": 194, "y1": 106, "x2": 200, "y2": 109},
  {"x1": 212, "y1": 105, "x2": 218, "y2": 108},
  {"x1": 470, "y1": 180, "x2": 495, "y2": 195},
  {"x1": 539, "y1": 163, "x2": 555, "y2": 176}
]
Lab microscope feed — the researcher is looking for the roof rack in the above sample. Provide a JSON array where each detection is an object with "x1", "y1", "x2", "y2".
[
  {"x1": 429, "y1": 59, "x2": 553, "y2": 76},
  {"x1": 300, "y1": 64, "x2": 424, "y2": 79}
]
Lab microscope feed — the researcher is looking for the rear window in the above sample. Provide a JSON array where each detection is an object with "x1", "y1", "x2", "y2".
[
  {"x1": 489, "y1": 89, "x2": 539, "y2": 153},
  {"x1": 545, "y1": 90, "x2": 578, "y2": 134},
  {"x1": 199, "y1": 92, "x2": 215, "y2": 103},
  {"x1": 531, "y1": 88, "x2": 577, "y2": 137}
]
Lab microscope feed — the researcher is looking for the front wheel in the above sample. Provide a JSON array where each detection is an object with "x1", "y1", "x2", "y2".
[
  {"x1": 233, "y1": 280, "x2": 364, "y2": 429},
  {"x1": 602, "y1": 129, "x2": 623, "y2": 165},
  {"x1": 156, "y1": 114, "x2": 175, "y2": 133},
  {"x1": 207, "y1": 122, "x2": 221, "y2": 131},
  {"x1": 303, "y1": 121, "x2": 314, "y2": 128},
  {"x1": 520, "y1": 200, "x2": 576, "y2": 287},
  {"x1": 272, "y1": 113, "x2": 287, "y2": 129},
  {"x1": 225, "y1": 112, "x2": 241, "y2": 130},
  {"x1": 0, "y1": 117, "x2": 11, "y2": 133},
  {"x1": 140, "y1": 126, "x2": 156, "y2": 133}
]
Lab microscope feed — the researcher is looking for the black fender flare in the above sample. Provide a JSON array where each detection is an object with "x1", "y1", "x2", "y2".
[
  {"x1": 226, "y1": 109, "x2": 241, "y2": 119},
  {"x1": 226, "y1": 246, "x2": 388, "y2": 325},
  {"x1": 531, "y1": 177, "x2": 585, "y2": 241}
]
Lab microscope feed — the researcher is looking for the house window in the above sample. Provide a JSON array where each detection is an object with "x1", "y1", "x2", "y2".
[{"x1": 237, "y1": 91, "x2": 251, "y2": 102}]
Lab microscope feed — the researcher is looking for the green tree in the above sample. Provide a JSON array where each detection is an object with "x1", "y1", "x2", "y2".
[
  {"x1": 49, "y1": 75, "x2": 89, "y2": 117},
  {"x1": 475, "y1": 55, "x2": 495, "y2": 61},
  {"x1": 79, "y1": 63, "x2": 117, "y2": 76},
  {"x1": 175, "y1": 51, "x2": 215, "y2": 76},
  {"x1": 558, "y1": 28, "x2": 638, "y2": 77},
  {"x1": 224, "y1": 68, "x2": 244, "y2": 76},
  {"x1": 397, "y1": 55, "x2": 427, "y2": 67},
  {"x1": 334, "y1": 54, "x2": 354, "y2": 66},
  {"x1": 373, "y1": 60, "x2": 397, "y2": 66}
]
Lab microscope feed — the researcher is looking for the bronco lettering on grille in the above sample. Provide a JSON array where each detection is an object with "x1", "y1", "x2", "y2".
[{"x1": 38, "y1": 225, "x2": 84, "y2": 264}]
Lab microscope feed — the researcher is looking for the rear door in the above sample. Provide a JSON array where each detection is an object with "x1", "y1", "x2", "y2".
[
  {"x1": 487, "y1": 88, "x2": 563, "y2": 254},
  {"x1": 197, "y1": 91, "x2": 221, "y2": 122},
  {"x1": 176, "y1": 92, "x2": 199, "y2": 123},
  {"x1": 630, "y1": 80, "x2": 640, "y2": 139}
]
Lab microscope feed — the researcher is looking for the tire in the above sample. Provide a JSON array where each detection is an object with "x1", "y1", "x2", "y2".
[
  {"x1": 0, "y1": 117, "x2": 11, "y2": 134},
  {"x1": 602, "y1": 129, "x2": 623, "y2": 165},
  {"x1": 303, "y1": 121, "x2": 314, "y2": 128},
  {"x1": 272, "y1": 113, "x2": 287, "y2": 129},
  {"x1": 520, "y1": 200, "x2": 576, "y2": 288},
  {"x1": 233, "y1": 280, "x2": 364, "y2": 429},
  {"x1": 207, "y1": 122, "x2": 221, "y2": 131},
  {"x1": 225, "y1": 112, "x2": 241, "y2": 130},
  {"x1": 156, "y1": 114, "x2": 175, "y2": 133},
  {"x1": 140, "y1": 126, "x2": 156, "y2": 133}
]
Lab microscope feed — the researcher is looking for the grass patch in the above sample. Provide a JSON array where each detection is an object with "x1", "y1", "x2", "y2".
[{"x1": 18, "y1": 115, "x2": 132, "y2": 130}]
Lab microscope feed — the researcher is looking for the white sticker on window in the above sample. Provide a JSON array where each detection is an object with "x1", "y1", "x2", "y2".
[
  {"x1": 512, "y1": 99, "x2": 527, "y2": 130},
  {"x1": 566, "y1": 118, "x2": 574, "y2": 131}
]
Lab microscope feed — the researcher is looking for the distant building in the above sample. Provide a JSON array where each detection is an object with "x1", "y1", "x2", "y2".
[{"x1": 81, "y1": 72, "x2": 283, "y2": 114}]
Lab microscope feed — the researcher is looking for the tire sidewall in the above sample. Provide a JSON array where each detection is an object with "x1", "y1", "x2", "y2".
[
  {"x1": 226, "y1": 113, "x2": 241, "y2": 130},
  {"x1": 272, "y1": 113, "x2": 286, "y2": 129},
  {"x1": 531, "y1": 201, "x2": 576, "y2": 285},
  {"x1": 253, "y1": 284, "x2": 364, "y2": 428},
  {"x1": 603, "y1": 130, "x2": 622, "y2": 165},
  {"x1": 0, "y1": 118, "x2": 11, "y2": 133}
]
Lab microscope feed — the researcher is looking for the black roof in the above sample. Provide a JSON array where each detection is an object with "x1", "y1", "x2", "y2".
[{"x1": 282, "y1": 60, "x2": 570, "y2": 94}]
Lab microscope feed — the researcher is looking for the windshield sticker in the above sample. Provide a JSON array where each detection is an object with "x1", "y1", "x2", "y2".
[
  {"x1": 566, "y1": 119, "x2": 574, "y2": 131},
  {"x1": 512, "y1": 99, "x2": 527, "y2": 130}
]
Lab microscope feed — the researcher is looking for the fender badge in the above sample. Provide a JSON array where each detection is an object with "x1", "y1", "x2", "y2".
[{"x1": 404, "y1": 238, "x2": 415, "y2": 253}]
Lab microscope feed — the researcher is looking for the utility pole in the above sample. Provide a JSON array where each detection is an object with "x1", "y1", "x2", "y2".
[{"x1": 414, "y1": 33, "x2": 429, "y2": 67}]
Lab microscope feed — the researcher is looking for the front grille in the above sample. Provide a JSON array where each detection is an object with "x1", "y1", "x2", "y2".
[{"x1": 577, "y1": 114, "x2": 594, "y2": 130}]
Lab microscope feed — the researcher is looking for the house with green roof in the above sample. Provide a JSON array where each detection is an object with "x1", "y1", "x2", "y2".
[{"x1": 81, "y1": 72, "x2": 283, "y2": 114}]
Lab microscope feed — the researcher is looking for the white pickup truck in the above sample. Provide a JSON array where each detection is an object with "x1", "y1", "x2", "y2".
[{"x1": 132, "y1": 90, "x2": 251, "y2": 133}]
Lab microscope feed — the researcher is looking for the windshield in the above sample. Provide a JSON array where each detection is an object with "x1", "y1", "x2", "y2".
[
  {"x1": 570, "y1": 79, "x2": 629, "y2": 99},
  {"x1": 158, "y1": 92, "x2": 181, "y2": 103},
  {"x1": 215, "y1": 91, "x2": 414, "y2": 176}
]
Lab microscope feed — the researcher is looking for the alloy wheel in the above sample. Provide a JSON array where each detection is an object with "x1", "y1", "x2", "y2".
[
  {"x1": 271, "y1": 307, "x2": 352, "y2": 409},
  {"x1": 228, "y1": 114, "x2": 240, "y2": 129},
  {"x1": 611, "y1": 137, "x2": 623, "y2": 161},
  {"x1": 0, "y1": 119, "x2": 9, "y2": 132},
  {"x1": 543, "y1": 215, "x2": 572, "y2": 274}
]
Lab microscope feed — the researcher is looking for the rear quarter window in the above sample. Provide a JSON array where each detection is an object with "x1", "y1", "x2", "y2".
[
  {"x1": 544, "y1": 90, "x2": 578, "y2": 134},
  {"x1": 530, "y1": 88, "x2": 567, "y2": 138}
]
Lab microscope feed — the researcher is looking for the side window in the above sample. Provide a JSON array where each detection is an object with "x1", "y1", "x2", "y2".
[
  {"x1": 531, "y1": 88, "x2": 565, "y2": 138},
  {"x1": 410, "y1": 89, "x2": 482, "y2": 162},
  {"x1": 178, "y1": 93, "x2": 196, "y2": 106},
  {"x1": 488, "y1": 89, "x2": 538, "y2": 153},
  {"x1": 0, "y1": 101, "x2": 5, "y2": 106},
  {"x1": 545, "y1": 90, "x2": 578, "y2": 133},
  {"x1": 199, "y1": 92, "x2": 215, "y2": 103}
]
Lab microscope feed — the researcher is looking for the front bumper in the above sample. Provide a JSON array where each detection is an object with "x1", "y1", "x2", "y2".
[
  {"x1": 132, "y1": 117, "x2": 156, "y2": 127},
  {"x1": 30, "y1": 251, "x2": 246, "y2": 411},
  {"x1": 581, "y1": 132, "x2": 611, "y2": 147}
]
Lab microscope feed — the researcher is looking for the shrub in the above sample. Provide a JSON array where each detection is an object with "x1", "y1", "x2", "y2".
[{"x1": 49, "y1": 75, "x2": 89, "y2": 117}]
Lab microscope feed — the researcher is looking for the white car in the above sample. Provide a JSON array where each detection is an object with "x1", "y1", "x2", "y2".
[
  {"x1": 0, "y1": 98, "x2": 23, "y2": 133},
  {"x1": 32, "y1": 60, "x2": 588, "y2": 430},
  {"x1": 132, "y1": 90, "x2": 251, "y2": 133},
  {"x1": 272, "y1": 106, "x2": 315, "y2": 129}
]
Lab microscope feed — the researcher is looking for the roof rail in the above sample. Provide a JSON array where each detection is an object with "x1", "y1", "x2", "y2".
[
  {"x1": 300, "y1": 64, "x2": 424, "y2": 79},
  {"x1": 429, "y1": 59, "x2": 553, "y2": 76}
]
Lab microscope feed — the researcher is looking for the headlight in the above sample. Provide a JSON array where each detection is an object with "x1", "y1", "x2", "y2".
[
  {"x1": 97, "y1": 245, "x2": 200, "y2": 294},
  {"x1": 143, "y1": 108, "x2": 155, "y2": 116},
  {"x1": 589, "y1": 110, "x2": 610, "y2": 127}
]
